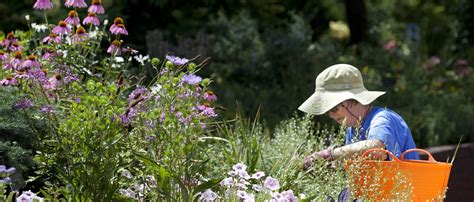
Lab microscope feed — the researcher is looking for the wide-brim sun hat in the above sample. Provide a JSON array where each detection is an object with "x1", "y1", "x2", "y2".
[{"x1": 298, "y1": 64, "x2": 385, "y2": 115}]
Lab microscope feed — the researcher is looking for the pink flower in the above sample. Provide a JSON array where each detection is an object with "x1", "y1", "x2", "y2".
[
  {"x1": 454, "y1": 59, "x2": 472, "y2": 78},
  {"x1": 14, "y1": 69, "x2": 30, "y2": 80},
  {"x1": 83, "y1": 13, "x2": 100, "y2": 26},
  {"x1": 88, "y1": 0, "x2": 105, "y2": 14},
  {"x1": 384, "y1": 39, "x2": 397, "y2": 53},
  {"x1": 8, "y1": 52, "x2": 23, "y2": 70},
  {"x1": 33, "y1": 0, "x2": 53, "y2": 10},
  {"x1": 19, "y1": 55, "x2": 41, "y2": 70},
  {"x1": 42, "y1": 50, "x2": 57, "y2": 60},
  {"x1": 109, "y1": 17, "x2": 128, "y2": 35},
  {"x1": 52, "y1": 21, "x2": 71, "y2": 35},
  {"x1": 203, "y1": 90, "x2": 217, "y2": 101},
  {"x1": 46, "y1": 74, "x2": 63, "y2": 89},
  {"x1": 65, "y1": 10, "x2": 80, "y2": 26},
  {"x1": 72, "y1": 26, "x2": 89, "y2": 43},
  {"x1": 0, "y1": 76, "x2": 18, "y2": 86},
  {"x1": 264, "y1": 176, "x2": 280, "y2": 191},
  {"x1": 107, "y1": 40, "x2": 121, "y2": 55},
  {"x1": 0, "y1": 51, "x2": 7, "y2": 61},
  {"x1": 8, "y1": 43, "x2": 23, "y2": 52},
  {"x1": 422, "y1": 56, "x2": 441, "y2": 72},
  {"x1": 1, "y1": 32, "x2": 18, "y2": 47},
  {"x1": 42, "y1": 33, "x2": 61, "y2": 44},
  {"x1": 65, "y1": 0, "x2": 87, "y2": 8}
]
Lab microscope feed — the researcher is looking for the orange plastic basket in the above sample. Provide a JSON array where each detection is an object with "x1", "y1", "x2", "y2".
[{"x1": 346, "y1": 148, "x2": 452, "y2": 201}]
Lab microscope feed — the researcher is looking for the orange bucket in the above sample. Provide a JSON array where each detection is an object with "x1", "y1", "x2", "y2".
[{"x1": 346, "y1": 148, "x2": 452, "y2": 201}]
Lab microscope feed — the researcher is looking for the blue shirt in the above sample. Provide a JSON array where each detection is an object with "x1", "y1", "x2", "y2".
[{"x1": 346, "y1": 107, "x2": 419, "y2": 160}]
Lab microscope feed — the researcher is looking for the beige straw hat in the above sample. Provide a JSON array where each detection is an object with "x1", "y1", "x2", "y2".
[{"x1": 298, "y1": 64, "x2": 385, "y2": 115}]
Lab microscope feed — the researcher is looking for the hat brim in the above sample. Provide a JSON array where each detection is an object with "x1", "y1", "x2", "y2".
[{"x1": 298, "y1": 88, "x2": 385, "y2": 115}]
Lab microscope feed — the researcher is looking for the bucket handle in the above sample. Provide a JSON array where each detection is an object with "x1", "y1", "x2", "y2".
[
  {"x1": 400, "y1": 148, "x2": 437, "y2": 162},
  {"x1": 362, "y1": 149, "x2": 401, "y2": 162}
]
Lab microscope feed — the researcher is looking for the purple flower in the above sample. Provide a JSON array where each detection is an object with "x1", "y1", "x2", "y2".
[
  {"x1": 1, "y1": 32, "x2": 18, "y2": 47},
  {"x1": 88, "y1": 0, "x2": 105, "y2": 14},
  {"x1": 252, "y1": 184, "x2": 262, "y2": 192},
  {"x1": 110, "y1": 24, "x2": 128, "y2": 35},
  {"x1": 203, "y1": 90, "x2": 217, "y2": 101},
  {"x1": 107, "y1": 40, "x2": 121, "y2": 55},
  {"x1": 236, "y1": 191, "x2": 249, "y2": 199},
  {"x1": 45, "y1": 74, "x2": 63, "y2": 89},
  {"x1": 8, "y1": 43, "x2": 23, "y2": 52},
  {"x1": 220, "y1": 177, "x2": 234, "y2": 187},
  {"x1": 40, "y1": 105, "x2": 55, "y2": 114},
  {"x1": 200, "y1": 189, "x2": 218, "y2": 201},
  {"x1": 181, "y1": 74, "x2": 202, "y2": 85},
  {"x1": 72, "y1": 26, "x2": 89, "y2": 43},
  {"x1": 20, "y1": 55, "x2": 41, "y2": 70},
  {"x1": 198, "y1": 105, "x2": 217, "y2": 118},
  {"x1": 33, "y1": 0, "x2": 53, "y2": 10},
  {"x1": 15, "y1": 99, "x2": 34, "y2": 109},
  {"x1": 0, "y1": 76, "x2": 18, "y2": 86},
  {"x1": 422, "y1": 56, "x2": 441, "y2": 72},
  {"x1": 65, "y1": 10, "x2": 80, "y2": 26},
  {"x1": 281, "y1": 190, "x2": 298, "y2": 202},
  {"x1": 166, "y1": 55, "x2": 189, "y2": 66},
  {"x1": 264, "y1": 176, "x2": 280, "y2": 191},
  {"x1": 83, "y1": 13, "x2": 100, "y2": 26},
  {"x1": 42, "y1": 33, "x2": 61, "y2": 44},
  {"x1": 16, "y1": 190, "x2": 44, "y2": 202},
  {"x1": 0, "y1": 51, "x2": 7, "y2": 61},
  {"x1": 52, "y1": 21, "x2": 71, "y2": 35},
  {"x1": 42, "y1": 50, "x2": 57, "y2": 60},
  {"x1": 251, "y1": 171, "x2": 265, "y2": 179},
  {"x1": 0, "y1": 177, "x2": 11, "y2": 184},
  {"x1": 128, "y1": 86, "x2": 148, "y2": 104},
  {"x1": 232, "y1": 163, "x2": 247, "y2": 172},
  {"x1": 65, "y1": 0, "x2": 87, "y2": 8},
  {"x1": 8, "y1": 52, "x2": 23, "y2": 70}
]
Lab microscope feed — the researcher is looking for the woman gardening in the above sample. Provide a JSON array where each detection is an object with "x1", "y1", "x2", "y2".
[{"x1": 300, "y1": 64, "x2": 419, "y2": 169}]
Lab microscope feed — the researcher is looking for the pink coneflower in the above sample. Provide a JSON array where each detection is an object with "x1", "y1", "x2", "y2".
[
  {"x1": 112, "y1": 24, "x2": 128, "y2": 35},
  {"x1": 1, "y1": 32, "x2": 17, "y2": 47},
  {"x1": 65, "y1": 0, "x2": 87, "y2": 8},
  {"x1": 46, "y1": 74, "x2": 63, "y2": 89},
  {"x1": 42, "y1": 50, "x2": 57, "y2": 60},
  {"x1": 107, "y1": 40, "x2": 121, "y2": 55},
  {"x1": 42, "y1": 33, "x2": 61, "y2": 44},
  {"x1": 383, "y1": 39, "x2": 397, "y2": 53},
  {"x1": 8, "y1": 43, "x2": 23, "y2": 52},
  {"x1": 109, "y1": 17, "x2": 128, "y2": 35},
  {"x1": 422, "y1": 56, "x2": 440, "y2": 72},
  {"x1": 203, "y1": 90, "x2": 218, "y2": 101},
  {"x1": 8, "y1": 52, "x2": 23, "y2": 70},
  {"x1": 14, "y1": 69, "x2": 30, "y2": 80},
  {"x1": 454, "y1": 59, "x2": 472, "y2": 78},
  {"x1": 0, "y1": 76, "x2": 18, "y2": 86},
  {"x1": 83, "y1": 13, "x2": 100, "y2": 26},
  {"x1": 0, "y1": 51, "x2": 7, "y2": 61},
  {"x1": 65, "y1": 10, "x2": 80, "y2": 26},
  {"x1": 20, "y1": 55, "x2": 41, "y2": 70},
  {"x1": 52, "y1": 21, "x2": 71, "y2": 35},
  {"x1": 72, "y1": 26, "x2": 89, "y2": 42},
  {"x1": 33, "y1": 0, "x2": 53, "y2": 10},
  {"x1": 88, "y1": 0, "x2": 105, "y2": 14}
]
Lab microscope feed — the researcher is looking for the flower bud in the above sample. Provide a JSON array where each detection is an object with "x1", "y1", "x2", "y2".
[
  {"x1": 165, "y1": 61, "x2": 174, "y2": 68},
  {"x1": 151, "y1": 57, "x2": 160, "y2": 67},
  {"x1": 187, "y1": 63, "x2": 196, "y2": 71}
]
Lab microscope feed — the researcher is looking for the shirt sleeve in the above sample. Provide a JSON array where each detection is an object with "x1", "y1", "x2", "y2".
[{"x1": 366, "y1": 114, "x2": 401, "y2": 157}]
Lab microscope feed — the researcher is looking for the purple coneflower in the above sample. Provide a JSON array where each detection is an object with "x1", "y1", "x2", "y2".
[
  {"x1": 109, "y1": 17, "x2": 128, "y2": 35},
  {"x1": 0, "y1": 76, "x2": 18, "y2": 86},
  {"x1": 107, "y1": 40, "x2": 122, "y2": 55},
  {"x1": 88, "y1": 0, "x2": 105, "y2": 14},
  {"x1": 197, "y1": 103, "x2": 217, "y2": 118},
  {"x1": 8, "y1": 43, "x2": 23, "y2": 52},
  {"x1": 181, "y1": 74, "x2": 202, "y2": 85},
  {"x1": 29, "y1": 69, "x2": 48, "y2": 84},
  {"x1": 40, "y1": 105, "x2": 55, "y2": 114},
  {"x1": 14, "y1": 99, "x2": 34, "y2": 109},
  {"x1": 33, "y1": 0, "x2": 53, "y2": 10},
  {"x1": 1, "y1": 32, "x2": 17, "y2": 47},
  {"x1": 14, "y1": 69, "x2": 29, "y2": 80},
  {"x1": 83, "y1": 13, "x2": 100, "y2": 26},
  {"x1": 20, "y1": 55, "x2": 41, "y2": 70},
  {"x1": 65, "y1": 0, "x2": 87, "y2": 8},
  {"x1": 203, "y1": 90, "x2": 217, "y2": 101},
  {"x1": 72, "y1": 26, "x2": 89, "y2": 42},
  {"x1": 52, "y1": 21, "x2": 71, "y2": 35},
  {"x1": 0, "y1": 51, "x2": 7, "y2": 61},
  {"x1": 45, "y1": 74, "x2": 63, "y2": 89},
  {"x1": 166, "y1": 55, "x2": 189, "y2": 66},
  {"x1": 42, "y1": 50, "x2": 56, "y2": 60},
  {"x1": 65, "y1": 10, "x2": 80, "y2": 26},
  {"x1": 9, "y1": 52, "x2": 23, "y2": 70},
  {"x1": 42, "y1": 33, "x2": 61, "y2": 44}
]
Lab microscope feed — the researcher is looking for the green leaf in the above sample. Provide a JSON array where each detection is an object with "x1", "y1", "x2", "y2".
[{"x1": 192, "y1": 178, "x2": 223, "y2": 196}]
